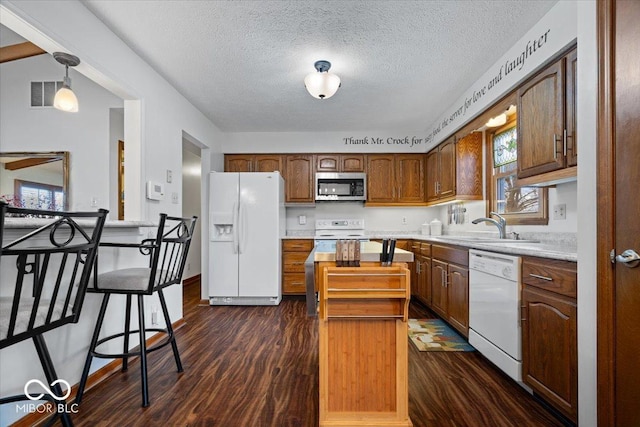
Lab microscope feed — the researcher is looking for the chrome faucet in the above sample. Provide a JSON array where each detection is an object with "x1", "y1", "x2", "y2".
[{"x1": 472, "y1": 212, "x2": 507, "y2": 239}]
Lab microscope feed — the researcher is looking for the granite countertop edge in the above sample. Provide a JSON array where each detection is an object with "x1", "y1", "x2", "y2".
[{"x1": 284, "y1": 231, "x2": 577, "y2": 262}]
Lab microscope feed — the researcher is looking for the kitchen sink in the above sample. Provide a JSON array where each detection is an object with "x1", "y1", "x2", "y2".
[{"x1": 434, "y1": 236, "x2": 540, "y2": 244}]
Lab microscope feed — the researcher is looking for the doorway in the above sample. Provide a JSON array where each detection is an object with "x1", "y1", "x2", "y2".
[{"x1": 182, "y1": 137, "x2": 203, "y2": 303}]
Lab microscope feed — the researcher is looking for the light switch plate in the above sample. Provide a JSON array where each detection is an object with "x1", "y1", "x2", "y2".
[
  {"x1": 299, "y1": 215, "x2": 306, "y2": 225},
  {"x1": 171, "y1": 192, "x2": 179, "y2": 204}
]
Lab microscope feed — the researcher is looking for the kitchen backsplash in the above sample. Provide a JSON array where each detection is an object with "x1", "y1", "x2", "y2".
[{"x1": 286, "y1": 181, "x2": 577, "y2": 236}]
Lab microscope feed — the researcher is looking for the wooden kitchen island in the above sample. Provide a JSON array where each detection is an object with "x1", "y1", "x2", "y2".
[{"x1": 313, "y1": 242, "x2": 413, "y2": 427}]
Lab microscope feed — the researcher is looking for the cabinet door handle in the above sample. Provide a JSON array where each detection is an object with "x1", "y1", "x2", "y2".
[
  {"x1": 563, "y1": 129, "x2": 568, "y2": 157},
  {"x1": 553, "y1": 134, "x2": 558, "y2": 160},
  {"x1": 529, "y1": 273, "x2": 553, "y2": 281}
]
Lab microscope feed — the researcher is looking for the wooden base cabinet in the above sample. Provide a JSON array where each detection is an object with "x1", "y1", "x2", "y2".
[
  {"x1": 430, "y1": 245, "x2": 469, "y2": 337},
  {"x1": 413, "y1": 243, "x2": 431, "y2": 306},
  {"x1": 521, "y1": 257, "x2": 577, "y2": 423},
  {"x1": 282, "y1": 239, "x2": 314, "y2": 295}
]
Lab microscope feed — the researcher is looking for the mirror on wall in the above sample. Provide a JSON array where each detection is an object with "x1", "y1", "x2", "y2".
[{"x1": 0, "y1": 151, "x2": 69, "y2": 211}]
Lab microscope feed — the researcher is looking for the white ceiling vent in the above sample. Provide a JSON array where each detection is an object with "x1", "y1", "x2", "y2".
[{"x1": 30, "y1": 81, "x2": 63, "y2": 107}]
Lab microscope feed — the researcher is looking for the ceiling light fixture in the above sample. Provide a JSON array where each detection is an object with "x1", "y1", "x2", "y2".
[
  {"x1": 53, "y1": 52, "x2": 81, "y2": 113},
  {"x1": 486, "y1": 112, "x2": 507, "y2": 128},
  {"x1": 486, "y1": 105, "x2": 517, "y2": 128},
  {"x1": 304, "y1": 60, "x2": 341, "y2": 100}
]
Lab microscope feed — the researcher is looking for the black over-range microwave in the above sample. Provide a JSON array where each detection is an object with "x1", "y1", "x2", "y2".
[{"x1": 315, "y1": 172, "x2": 367, "y2": 202}]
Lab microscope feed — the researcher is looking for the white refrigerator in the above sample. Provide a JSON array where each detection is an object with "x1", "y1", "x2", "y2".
[{"x1": 208, "y1": 172, "x2": 285, "y2": 305}]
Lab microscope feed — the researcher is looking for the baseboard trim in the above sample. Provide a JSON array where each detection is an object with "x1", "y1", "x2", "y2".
[
  {"x1": 182, "y1": 274, "x2": 201, "y2": 287},
  {"x1": 11, "y1": 318, "x2": 186, "y2": 427}
]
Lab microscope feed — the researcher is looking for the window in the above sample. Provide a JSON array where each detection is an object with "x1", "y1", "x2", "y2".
[
  {"x1": 486, "y1": 119, "x2": 548, "y2": 225},
  {"x1": 14, "y1": 179, "x2": 64, "y2": 211}
]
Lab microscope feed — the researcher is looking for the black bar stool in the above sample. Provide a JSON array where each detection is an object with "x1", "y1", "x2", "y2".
[
  {"x1": 75, "y1": 213, "x2": 197, "y2": 407},
  {"x1": 0, "y1": 202, "x2": 108, "y2": 427}
]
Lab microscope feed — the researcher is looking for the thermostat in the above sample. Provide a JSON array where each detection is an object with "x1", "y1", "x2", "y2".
[{"x1": 146, "y1": 181, "x2": 165, "y2": 200}]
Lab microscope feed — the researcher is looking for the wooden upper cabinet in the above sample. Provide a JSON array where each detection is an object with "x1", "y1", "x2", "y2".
[
  {"x1": 366, "y1": 155, "x2": 396, "y2": 203},
  {"x1": 225, "y1": 154, "x2": 254, "y2": 172},
  {"x1": 316, "y1": 154, "x2": 365, "y2": 172},
  {"x1": 426, "y1": 133, "x2": 481, "y2": 205},
  {"x1": 254, "y1": 155, "x2": 283, "y2": 172},
  {"x1": 341, "y1": 154, "x2": 365, "y2": 172},
  {"x1": 455, "y1": 132, "x2": 483, "y2": 198},
  {"x1": 517, "y1": 48, "x2": 577, "y2": 181},
  {"x1": 366, "y1": 154, "x2": 426, "y2": 205},
  {"x1": 284, "y1": 155, "x2": 315, "y2": 203},
  {"x1": 224, "y1": 154, "x2": 283, "y2": 173},
  {"x1": 565, "y1": 49, "x2": 577, "y2": 167},
  {"x1": 426, "y1": 151, "x2": 439, "y2": 202},
  {"x1": 438, "y1": 138, "x2": 456, "y2": 199},
  {"x1": 316, "y1": 155, "x2": 340, "y2": 172},
  {"x1": 395, "y1": 154, "x2": 426, "y2": 203}
]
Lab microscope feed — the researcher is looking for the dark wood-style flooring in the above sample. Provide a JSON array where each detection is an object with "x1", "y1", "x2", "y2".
[{"x1": 70, "y1": 282, "x2": 564, "y2": 427}]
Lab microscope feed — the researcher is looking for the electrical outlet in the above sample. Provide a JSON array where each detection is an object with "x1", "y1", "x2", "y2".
[
  {"x1": 166, "y1": 169, "x2": 173, "y2": 183},
  {"x1": 299, "y1": 215, "x2": 306, "y2": 225},
  {"x1": 90, "y1": 197, "x2": 98, "y2": 208},
  {"x1": 402, "y1": 216, "x2": 407, "y2": 225},
  {"x1": 151, "y1": 308, "x2": 158, "y2": 325},
  {"x1": 553, "y1": 203, "x2": 567, "y2": 220},
  {"x1": 171, "y1": 192, "x2": 179, "y2": 204}
]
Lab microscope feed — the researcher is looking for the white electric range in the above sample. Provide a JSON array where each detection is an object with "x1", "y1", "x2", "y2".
[{"x1": 314, "y1": 218, "x2": 367, "y2": 252}]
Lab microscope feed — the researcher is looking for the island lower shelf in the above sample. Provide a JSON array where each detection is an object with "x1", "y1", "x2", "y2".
[{"x1": 318, "y1": 262, "x2": 413, "y2": 427}]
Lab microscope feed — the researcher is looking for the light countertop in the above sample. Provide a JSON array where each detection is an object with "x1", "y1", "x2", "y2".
[{"x1": 285, "y1": 232, "x2": 577, "y2": 262}]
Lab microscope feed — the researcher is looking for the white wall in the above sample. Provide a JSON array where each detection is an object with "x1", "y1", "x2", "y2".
[
  {"x1": 0, "y1": 54, "x2": 123, "y2": 211},
  {"x1": 576, "y1": 1, "x2": 598, "y2": 426}
]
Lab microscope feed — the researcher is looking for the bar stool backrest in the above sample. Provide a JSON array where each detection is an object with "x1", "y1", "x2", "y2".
[
  {"x1": 144, "y1": 214, "x2": 197, "y2": 293},
  {"x1": 0, "y1": 202, "x2": 108, "y2": 349}
]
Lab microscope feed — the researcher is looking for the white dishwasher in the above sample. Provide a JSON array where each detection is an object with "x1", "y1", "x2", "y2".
[{"x1": 468, "y1": 249, "x2": 524, "y2": 384}]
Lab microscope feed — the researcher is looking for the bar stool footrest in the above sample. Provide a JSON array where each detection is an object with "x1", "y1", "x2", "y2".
[{"x1": 91, "y1": 328, "x2": 175, "y2": 359}]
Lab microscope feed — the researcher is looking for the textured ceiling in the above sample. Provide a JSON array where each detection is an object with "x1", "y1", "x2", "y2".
[{"x1": 81, "y1": 1, "x2": 557, "y2": 132}]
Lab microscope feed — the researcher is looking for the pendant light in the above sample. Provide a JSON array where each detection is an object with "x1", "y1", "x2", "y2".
[
  {"x1": 53, "y1": 52, "x2": 81, "y2": 113},
  {"x1": 304, "y1": 60, "x2": 341, "y2": 99}
]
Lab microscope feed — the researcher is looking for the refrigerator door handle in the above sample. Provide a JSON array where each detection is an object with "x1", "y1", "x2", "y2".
[
  {"x1": 238, "y1": 200, "x2": 246, "y2": 254},
  {"x1": 232, "y1": 201, "x2": 239, "y2": 254}
]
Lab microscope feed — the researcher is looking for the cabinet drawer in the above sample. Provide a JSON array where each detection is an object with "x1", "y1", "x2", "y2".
[
  {"x1": 283, "y1": 239, "x2": 314, "y2": 252},
  {"x1": 420, "y1": 243, "x2": 431, "y2": 257},
  {"x1": 522, "y1": 257, "x2": 577, "y2": 298},
  {"x1": 283, "y1": 252, "x2": 309, "y2": 272},
  {"x1": 432, "y1": 244, "x2": 468, "y2": 267},
  {"x1": 283, "y1": 273, "x2": 306, "y2": 294}
]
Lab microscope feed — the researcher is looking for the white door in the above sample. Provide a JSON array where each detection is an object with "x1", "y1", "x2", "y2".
[
  {"x1": 238, "y1": 173, "x2": 281, "y2": 297},
  {"x1": 209, "y1": 173, "x2": 240, "y2": 297}
]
